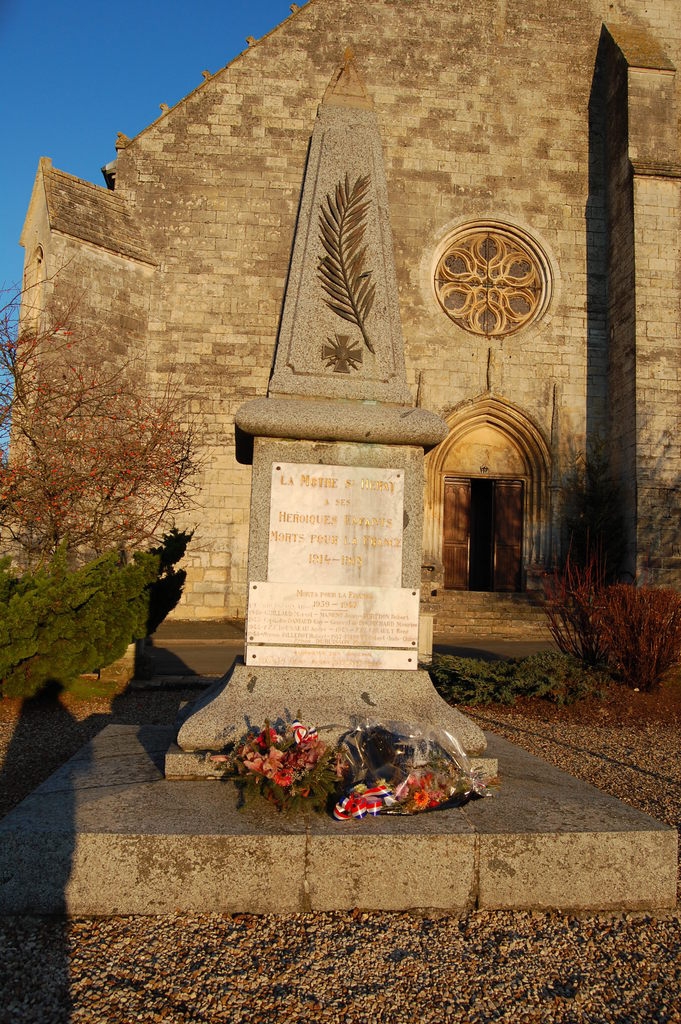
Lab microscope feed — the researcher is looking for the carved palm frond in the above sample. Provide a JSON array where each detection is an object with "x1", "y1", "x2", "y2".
[{"x1": 318, "y1": 173, "x2": 376, "y2": 353}]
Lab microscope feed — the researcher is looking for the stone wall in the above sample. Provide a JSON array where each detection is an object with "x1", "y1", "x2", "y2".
[
  {"x1": 603, "y1": 30, "x2": 639, "y2": 578},
  {"x1": 16, "y1": 0, "x2": 681, "y2": 617},
  {"x1": 633, "y1": 173, "x2": 681, "y2": 585},
  {"x1": 600, "y1": 23, "x2": 681, "y2": 585}
]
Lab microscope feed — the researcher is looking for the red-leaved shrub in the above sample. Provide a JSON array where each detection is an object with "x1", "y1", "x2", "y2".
[
  {"x1": 543, "y1": 553, "x2": 609, "y2": 665},
  {"x1": 544, "y1": 554, "x2": 681, "y2": 691},
  {"x1": 598, "y1": 584, "x2": 681, "y2": 691}
]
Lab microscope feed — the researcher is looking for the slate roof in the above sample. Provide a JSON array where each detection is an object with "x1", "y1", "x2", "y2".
[
  {"x1": 606, "y1": 23, "x2": 676, "y2": 71},
  {"x1": 42, "y1": 163, "x2": 155, "y2": 265}
]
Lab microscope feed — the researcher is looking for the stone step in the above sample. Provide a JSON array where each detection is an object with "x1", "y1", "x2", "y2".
[
  {"x1": 424, "y1": 591, "x2": 552, "y2": 639},
  {"x1": 0, "y1": 725, "x2": 676, "y2": 915}
]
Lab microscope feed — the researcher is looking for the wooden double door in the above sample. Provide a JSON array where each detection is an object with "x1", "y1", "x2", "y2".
[{"x1": 443, "y1": 477, "x2": 524, "y2": 592}]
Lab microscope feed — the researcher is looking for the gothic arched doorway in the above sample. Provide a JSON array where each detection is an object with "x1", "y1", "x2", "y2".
[
  {"x1": 442, "y1": 476, "x2": 524, "y2": 591},
  {"x1": 424, "y1": 397, "x2": 552, "y2": 592}
]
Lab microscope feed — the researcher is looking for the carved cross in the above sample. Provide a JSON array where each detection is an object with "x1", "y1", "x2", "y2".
[{"x1": 322, "y1": 334, "x2": 364, "y2": 374}]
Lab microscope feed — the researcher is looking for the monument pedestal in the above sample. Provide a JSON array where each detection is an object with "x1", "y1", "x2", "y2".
[
  {"x1": 165, "y1": 659, "x2": 494, "y2": 779},
  {"x1": 1, "y1": 725, "x2": 675, "y2": 915},
  {"x1": 170, "y1": 435, "x2": 490, "y2": 773}
]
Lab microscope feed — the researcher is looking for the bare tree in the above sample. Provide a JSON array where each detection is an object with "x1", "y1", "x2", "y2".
[{"x1": 0, "y1": 286, "x2": 200, "y2": 566}]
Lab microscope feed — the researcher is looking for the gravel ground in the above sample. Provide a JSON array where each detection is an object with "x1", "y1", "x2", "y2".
[{"x1": 0, "y1": 682, "x2": 680, "y2": 1024}]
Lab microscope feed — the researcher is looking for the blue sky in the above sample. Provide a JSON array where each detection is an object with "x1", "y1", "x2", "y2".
[{"x1": 0, "y1": 0, "x2": 300, "y2": 295}]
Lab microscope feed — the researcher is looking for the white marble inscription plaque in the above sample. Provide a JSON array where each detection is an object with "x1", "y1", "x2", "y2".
[
  {"x1": 268, "y1": 463, "x2": 404, "y2": 587},
  {"x1": 246, "y1": 582, "x2": 419, "y2": 669},
  {"x1": 246, "y1": 646, "x2": 417, "y2": 670}
]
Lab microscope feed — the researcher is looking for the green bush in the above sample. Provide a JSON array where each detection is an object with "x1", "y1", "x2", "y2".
[
  {"x1": 561, "y1": 438, "x2": 626, "y2": 581},
  {"x1": 0, "y1": 530, "x2": 191, "y2": 698},
  {"x1": 429, "y1": 651, "x2": 608, "y2": 707}
]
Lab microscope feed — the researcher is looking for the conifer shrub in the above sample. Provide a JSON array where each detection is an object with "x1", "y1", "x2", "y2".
[
  {"x1": 0, "y1": 530, "x2": 191, "y2": 698},
  {"x1": 561, "y1": 439, "x2": 626, "y2": 582},
  {"x1": 429, "y1": 651, "x2": 606, "y2": 707},
  {"x1": 597, "y1": 583, "x2": 681, "y2": 692},
  {"x1": 145, "y1": 528, "x2": 193, "y2": 635}
]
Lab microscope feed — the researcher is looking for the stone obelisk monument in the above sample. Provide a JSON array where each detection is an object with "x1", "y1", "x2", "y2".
[{"x1": 166, "y1": 53, "x2": 487, "y2": 776}]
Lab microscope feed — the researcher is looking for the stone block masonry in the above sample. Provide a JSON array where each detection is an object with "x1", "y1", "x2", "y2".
[{"x1": 16, "y1": 0, "x2": 681, "y2": 617}]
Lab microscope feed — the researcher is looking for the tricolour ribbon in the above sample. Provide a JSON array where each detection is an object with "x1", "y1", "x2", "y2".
[
  {"x1": 291, "y1": 720, "x2": 318, "y2": 745},
  {"x1": 333, "y1": 783, "x2": 394, "y2": 821}
]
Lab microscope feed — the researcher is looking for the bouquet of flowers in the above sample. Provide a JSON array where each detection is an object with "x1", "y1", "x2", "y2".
[
  {"x1": 333, "y1": 720, "x2": 488, "y2": 820},
  {"x1": 209, "y1": 718, "x2": 342, "y2": 813}
]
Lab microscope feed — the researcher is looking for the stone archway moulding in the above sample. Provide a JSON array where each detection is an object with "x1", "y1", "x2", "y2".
[{"x1": 423, "y1": 396, "x2": 552, "y2": 578}]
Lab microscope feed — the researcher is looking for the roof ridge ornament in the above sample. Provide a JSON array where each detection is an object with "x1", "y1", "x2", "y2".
[{"x1": 321, "y1": 47, "x2": 373, "y2": 110}]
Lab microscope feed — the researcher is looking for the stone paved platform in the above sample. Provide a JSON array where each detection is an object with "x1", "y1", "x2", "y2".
[{"x1": 0, "y1": 725, "x2": 676, "y2": 916}]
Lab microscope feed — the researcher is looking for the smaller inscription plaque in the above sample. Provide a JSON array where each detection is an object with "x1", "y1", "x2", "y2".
[
  {"x1": 246, "y1": 647, "x2": 417, "y2": 670},
  {"x1": 246, "y1": 581, "x2": 420, "y2": 670}
]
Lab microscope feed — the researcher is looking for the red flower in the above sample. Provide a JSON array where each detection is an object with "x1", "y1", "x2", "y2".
[{"x1": 256, "y1": 727, "x2": 280, "y2": 750}]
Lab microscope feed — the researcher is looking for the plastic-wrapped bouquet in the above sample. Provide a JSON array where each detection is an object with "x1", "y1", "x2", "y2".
[
  {"x1": 210, "y1": 719, "x2": 342, "y2": 813},
  {"x1": 333, "y1": 720, "x2": 488, "y2": 820}
]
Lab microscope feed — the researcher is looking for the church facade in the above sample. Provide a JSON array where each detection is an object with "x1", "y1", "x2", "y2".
[{"x1": 17, "y1": 0, "x2": 681, "y2": 623}]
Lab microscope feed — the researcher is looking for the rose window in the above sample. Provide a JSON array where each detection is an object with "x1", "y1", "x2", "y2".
[{"x1": 434, "y1": 226, "x2": 550, "y2": 337}]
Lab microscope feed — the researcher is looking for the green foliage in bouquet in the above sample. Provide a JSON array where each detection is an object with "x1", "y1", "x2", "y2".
[
  {"x1": 429, "y1": 650, "x2": 608, "y2": 707},
  {"x1": 210, "y1": 720, "x2": 342, "y2": 814},
  {"x1": 0, "y1": 530, "x2": 191, "y2": 698}
]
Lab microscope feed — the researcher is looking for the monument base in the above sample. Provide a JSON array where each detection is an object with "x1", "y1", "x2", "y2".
[
  {"x1": 0, "y1": 725, "x2": 675, "y2": 916},
  {"x1": 169, "y1": 658, "x2": 488, "y2": 768}
]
